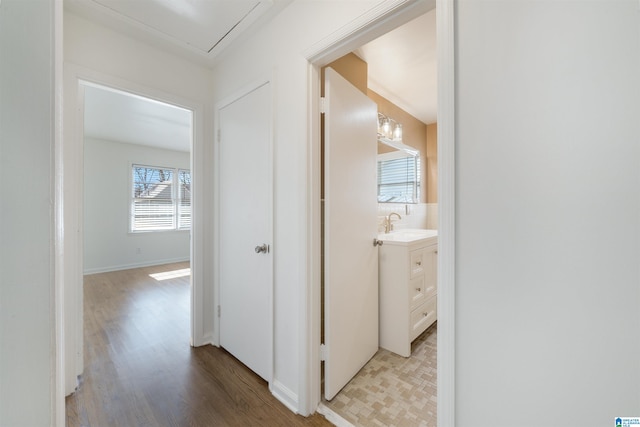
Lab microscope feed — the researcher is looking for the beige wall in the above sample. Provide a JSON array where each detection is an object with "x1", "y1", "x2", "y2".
[
  {"x1": 368, "y1": 90, "x2": 428, "y2": 204},
  {"x1": 326, "y1": 53, "x2": 437, "y2": 204},
  {"x1": 325, "y1": 53, "x2": 368, "y2": 94}
]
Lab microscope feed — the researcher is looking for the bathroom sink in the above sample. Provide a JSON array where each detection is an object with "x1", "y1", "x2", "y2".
[{"x1": 378, "y1": 228, "x2": 438, "y2": 243}]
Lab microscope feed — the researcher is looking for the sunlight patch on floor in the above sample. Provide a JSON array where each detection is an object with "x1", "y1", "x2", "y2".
[{"x1": 149, "y1": 268, "x2": 191, "y2": 281}]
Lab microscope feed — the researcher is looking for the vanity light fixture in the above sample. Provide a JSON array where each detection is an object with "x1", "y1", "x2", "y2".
[
  {"x1": 378, "y1": 112, "x2": 403, "y2": 143},
  {"x1": 393, "y1": 122, "x2": 403, "y2": 141}
]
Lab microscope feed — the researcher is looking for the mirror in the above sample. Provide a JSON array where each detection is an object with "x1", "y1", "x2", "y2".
[{"x1": 377, "y1": 137, "x2": 420, "y2": 203}]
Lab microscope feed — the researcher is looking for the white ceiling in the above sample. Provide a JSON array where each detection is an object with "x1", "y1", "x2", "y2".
[
  {"x1": 65, "y1": 0, "x2": 293, "y2": 64},
  {"x1": 76, "y1": 1, "x2": 436, "y2": 150},
  {"x1": 355, "y1": 8, "x2": 437, "y2": 125},
  {"x1": 83, "y1": 85, "x2": 192, "y2": 152}
]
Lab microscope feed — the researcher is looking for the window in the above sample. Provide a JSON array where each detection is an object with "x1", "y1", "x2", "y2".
[
  {"x1": 177, "y1": 169, "x2": 191, "y2": 229},
  {"x1": 131, "y1": 165, "x2": 191, "y2": 232},
  {"x1": 377, "y1": 152, "x2": 420, "y2": 203}
]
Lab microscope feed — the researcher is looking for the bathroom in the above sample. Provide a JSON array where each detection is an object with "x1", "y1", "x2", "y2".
[{"x1": 321, "y1": 9, "x2": 439, "y2": 426}]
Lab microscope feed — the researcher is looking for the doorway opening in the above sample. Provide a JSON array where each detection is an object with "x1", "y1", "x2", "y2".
[
  {"x1": 306, "y1": 0, "x2": 454, "y2": 423},
  {"x1": 320, "y1": 9, "x2": 438, "y2": 426},
  {"x1": 66, "y1": 81, "x2": 196, "y2": 406}
]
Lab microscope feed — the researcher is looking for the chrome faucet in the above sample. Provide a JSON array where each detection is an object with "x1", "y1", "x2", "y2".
[{"x1": 384, "y1": 212, "x2": 402, "y2": 233}]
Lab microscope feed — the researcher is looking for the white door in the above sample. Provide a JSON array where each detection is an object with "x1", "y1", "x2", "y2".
[
  {"x1": 218, "y1": 82, "x2": 272, "y2": 382},
  {"x1": 324, "y1": 68, "x2": 379, "y2": 400}
]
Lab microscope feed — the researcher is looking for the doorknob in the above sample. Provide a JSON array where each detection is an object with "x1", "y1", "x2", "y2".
[
  {"x1": 255, "y1": 244, "x2": 269, "y2": 254},
  {"x1": 373, "y1": 238, "x2": 383, "y2": 247}
]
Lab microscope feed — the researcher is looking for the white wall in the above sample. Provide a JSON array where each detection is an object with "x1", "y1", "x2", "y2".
[
  {"x1": 0, "y1": 0, "x2": 58, "y2": 425},
  {"x1": 58, "y1": 1, "x2": 639, "y2": 423},
  {"x1": 211, "y1": 0, "x2": 385, "y2": 412},
  {"x1": 215, "y1": 0, "x2": 639, "y2": 421},
  {"x1": 377, "y1": 203, "x2": 435, "y2": 231},
  {"x1": 455, "y1": 1, "x2": 640, "y2": 425},
  {"x1": 84, "y1": 138, "x2": 190, "y2": 274},
  {"x1": 64, "y1": 10, "x2": 215, "y2": 394}
]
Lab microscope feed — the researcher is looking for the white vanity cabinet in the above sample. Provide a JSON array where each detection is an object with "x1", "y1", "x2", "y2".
[{"x1": 378, "y1": 232, "x2": 437, "y2": 357}]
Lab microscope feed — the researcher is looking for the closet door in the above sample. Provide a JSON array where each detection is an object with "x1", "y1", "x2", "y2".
[{"x1": 218, "y1": 82, "x2": 272, "y2": 382}]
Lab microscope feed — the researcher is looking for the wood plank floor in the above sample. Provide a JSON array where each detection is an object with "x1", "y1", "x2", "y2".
[{"x1": 66, "y1": 262, "x2": 332, "y2": 427}]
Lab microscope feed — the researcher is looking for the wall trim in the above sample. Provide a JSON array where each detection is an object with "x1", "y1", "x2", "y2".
[
  {"x1": 302, "y1": 0, "x2": 435, "y2": 66},
  {"x1": 53, "y1": 0, "x2": 65, "y2": 424},
  {"x1": 270, "y1": 380, "x2": 299, "y2": 414},
  {"x1": 436, "y1": 0, "x2": 455, "y2": 426},
  {"x1": 316, "y1": 403, "x2": 355, "y2": 427},
  {"x1": 199, "y1": 332, "x2": 215, "y2": 347},
  {"x1": 82, "y1": 257, "x2": 190, "y2": 275},
  {"x1": 301, "y1": 61, "x2": 322, "y2": 417}
]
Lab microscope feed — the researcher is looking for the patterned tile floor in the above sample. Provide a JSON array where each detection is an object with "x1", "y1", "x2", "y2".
[{"x1": 322, "y1": 324, "x2": 437, "y2": 427}]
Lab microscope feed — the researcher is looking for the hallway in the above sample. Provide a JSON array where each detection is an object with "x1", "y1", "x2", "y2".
[{"x1": 65, "y1": 262, "x2": 331, "y2": 426}]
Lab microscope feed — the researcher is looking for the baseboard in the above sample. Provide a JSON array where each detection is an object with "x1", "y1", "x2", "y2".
[
  {"x1": 316, "y1": 403, "x2": 354, "y2": 427},
  {"x1": 193, "y1": 332, "x2": 215, "y2": 347},
  {"x1": 271, "y1": 380, "x2": 299, "y2": 414},
  {"x1": 64, "y1": 374, "x2": 80, "y2": 397},
  {"x1": 83, "y1": 257, "x2": 190, "y2": 275}
]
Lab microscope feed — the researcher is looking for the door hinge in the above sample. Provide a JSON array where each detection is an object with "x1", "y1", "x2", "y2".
[
  {"x1": 319, "y1": 343, "x2": 326, "y2": 361},
  {"x1": 217, "y1": 305, "x2": 221, "y2": 318},
  {"x1": 320, "y1": 97, "x2": 326, "y2": 114}
]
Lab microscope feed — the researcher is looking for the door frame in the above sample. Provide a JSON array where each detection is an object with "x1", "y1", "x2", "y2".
[
  {"x1": 302, "y1": 0, "x2": 455, "y2": 424},
  {"x1": 62, "y1": 63, "x2": 208, "y2": 395},
  {"x1": 212, "y1": 76, "x2": 275, "y2": 382}
]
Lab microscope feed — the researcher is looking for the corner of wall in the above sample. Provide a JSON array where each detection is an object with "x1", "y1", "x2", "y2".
[{"x1": 270, "y1": 380, "x2": 300, "y2": 414}]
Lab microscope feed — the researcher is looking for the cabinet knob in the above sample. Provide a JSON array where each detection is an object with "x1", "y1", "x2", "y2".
[
  {"x1": 416, "y1": 260, "x2": 422, "y2": 266},
  {"x1": 416, "y1": 287, "x2": 421, "y2": 292},
  {"x1": 423, "y1": 311, "x2": 429, "y2": 317}
]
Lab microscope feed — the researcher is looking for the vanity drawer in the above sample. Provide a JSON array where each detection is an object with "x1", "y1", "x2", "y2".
[
  {"x1": 410, "y1": 295, "x2": 437, "y2": 341},
  {"x1": 409, "y1": 277, "x2": 426, "y2": 310},
  {"x1": 410, "y1": 249, "x2": 425, "y2": 278}
]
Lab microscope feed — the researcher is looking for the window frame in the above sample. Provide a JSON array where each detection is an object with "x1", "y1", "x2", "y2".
[
  {"x1": 377, "y1": 151, "x2": 421, "y2": 204},
  {"x1": 130, "y1": 163, "x2": 191, "y2": 233}
]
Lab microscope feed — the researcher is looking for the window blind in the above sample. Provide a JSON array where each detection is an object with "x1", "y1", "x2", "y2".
[
  {"x1": 377, "y1": 156, "x2": 420, "y2": 203},
  {"x1": 178, "y1": 169, "x2": 191, "y2": 230},
  {"x1": 131, "y1": 165, "x2": 191, "y2": 232}
]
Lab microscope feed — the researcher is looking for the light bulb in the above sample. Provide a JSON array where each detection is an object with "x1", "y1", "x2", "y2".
[
  {"x1": 382, "y1": 119, "x2": 391, "y2": 138},
  {"x1": 393, "y1": 123, "x2": 403, "y2": 141}
]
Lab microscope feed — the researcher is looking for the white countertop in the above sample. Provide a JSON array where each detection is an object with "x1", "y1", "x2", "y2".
[{"x1": 378, "y1": 228, "x2": 438, "y2": 245}]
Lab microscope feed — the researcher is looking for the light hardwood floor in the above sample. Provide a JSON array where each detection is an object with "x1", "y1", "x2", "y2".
[{"x1": 66, "y1": 262, "x2": 332, "y2": 427}]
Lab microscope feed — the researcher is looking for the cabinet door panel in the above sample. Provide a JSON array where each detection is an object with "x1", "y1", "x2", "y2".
[{"x1": 423, "y1": 245, "x2": 438, "y2": 299}]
